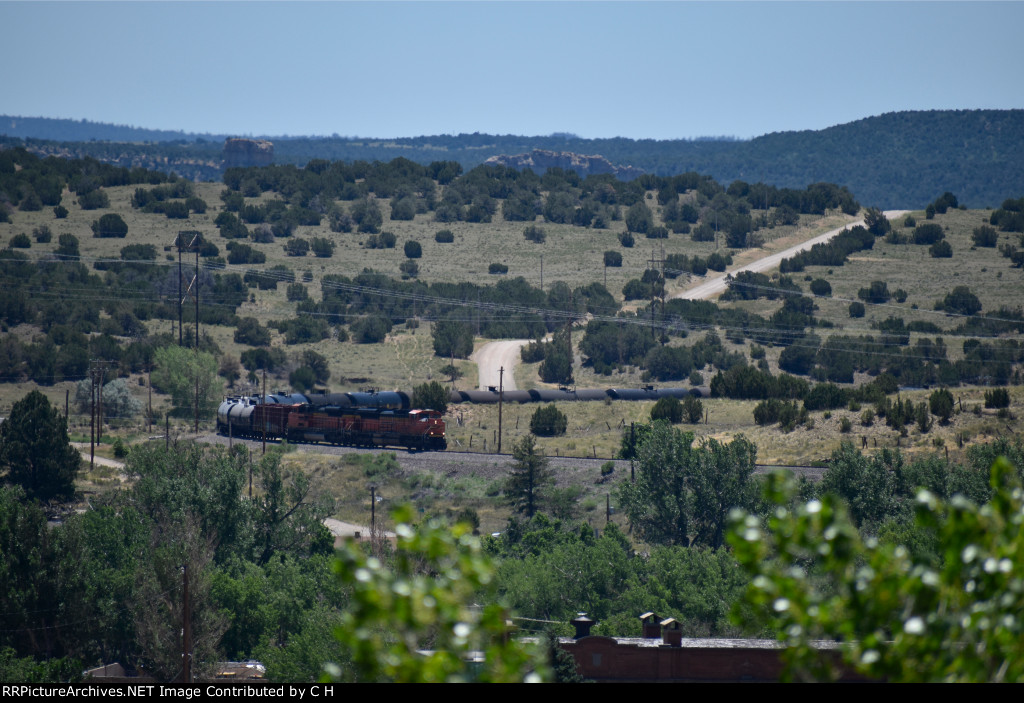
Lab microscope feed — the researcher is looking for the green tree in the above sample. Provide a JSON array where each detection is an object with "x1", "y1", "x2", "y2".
[
  {"x1": 683, "y1": 395, "x2": 704, "y2": 424},
  {"x1": 252, "y1": 450, "x2": 334, "y2": 566},
  {"x1": 617, "y1": 424, "x2": 758, "y2": 548},
  {"x1": 285, "y1": 238, "x2": 310, "y2": 256},
  {"x1": 90, "y1": 213, "x2": 128, "y2": 238},
  {"x1": 529, "y1": 403, "x2": 568, "y2": 437},
  {"x1": 151, "y1": 346, "x2": 222, "y2": 418},
  {"x1": 505, "y1": 436, "x2": 553, "y2": 518},
  {"x1": 432, "y1": 318, "x2": 473, "y2": 359},
  {"x1": 310, "y1": 236, "x2": 335, "y2": 258},
  {"x1": 0, "y1": 390, "x2": 79, "y2": 502},
  {"x1": 403, "y1": 241, "x2": 422, "y2": 259},
  {"x1": 864, "y1": 207, "x2": 891, "y2": 236},
  {"x1": 412, "y1": 380, "x2": 449, "y2": 414},
  {"x1": 330, "y1": 506, "x2": 544, "y2": 682},
  {"x1": 728, "y1": 456, "x2": 1024, "y2": 682},
  {"x1": 929, "y1": 388, "x2": 954, "y2": 423},
  {"x1": 651, "y1": 396, "x2": 682, "y2": 423},
  {"x1": 625, "y1": 201, "x2": 653, "y2": 234},
  {"x1": 939, "y1": 285, "x2": 982, "y2": 315}
]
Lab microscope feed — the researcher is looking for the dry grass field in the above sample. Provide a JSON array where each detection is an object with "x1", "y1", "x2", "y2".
[{"x1": 2, "y1": 177, "x2": 1022, "y2": 527}]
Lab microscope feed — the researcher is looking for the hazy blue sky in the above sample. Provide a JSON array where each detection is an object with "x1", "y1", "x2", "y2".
[{"x1": 3, "y1": 1, "x2": 1022, "y2": 140}]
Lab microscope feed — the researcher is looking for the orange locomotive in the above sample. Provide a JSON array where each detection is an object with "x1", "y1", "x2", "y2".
[{"x1": 285, "y1": 404, "x2": 447, "y2": 451}]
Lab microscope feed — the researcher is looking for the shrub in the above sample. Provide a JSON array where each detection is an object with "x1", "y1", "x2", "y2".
[
  {"x1": 683, "y1": 395, "x2": 703, "y2": 424},
  {"x1": 351, "y1": 315, "x2": 392, "y2": 344},
  {"x1": 399, "y1": 260, "x2": 419, "y2": 278},
  {"x1": 311, "y1": 237, "x2": 335, "y2": 258},
  {"x1": 618, "y1": 231, "x2": 635, "y2": 248},
  {"x1": 404, "y1": 240, "x2": 422, "y2": 258},
  {"x1": 968, "y1": 225, "x2": 998, "y2": 248},
  {"x1": 10, "y1": 233, "x2": 30, "y2": 248},
  {"x1": 809, "y1": 278, "x2": 832, "y2": 296},
  {"x1": 985, "y1": 388, "x2": 1010, "y2": 409},
  {"x1": 91, "y1": 213, "x2": 128, "y2": 238},
  {"x1": 32, "y1": 225, "x2": 52, "y2": 243},
  {"x1": 286, "y1": 283, "x2": 308, "y2": 302},
  {"x1": 530, "y1": 403, "x2": 568, "y2": 436},
  {"x1": 53, "y1": 205, "x2": 68, "y2": 219},
  {"x1": 929, "y1": 388, "x2": 954, "y2": 423},
  {"x1": 651, "y1": 396, "x2": 683, "y2": 423},
  {"x1": 285, "y1": 238, "x2": 310, "y2": 256},
  {"x1": 603, "y1": 251, "x2": 623, "y2": 267},
  {"x1": 523, "y1": 225, "x2": 546, "y2": 243},
  {"x1": 849, "y1": 302, "x2": 865, "y2": 318},
  {"x1": 929, "y1": 240, "x2": 952, "y2": 258},
  {"x1": 78, "y1": 189, "x2": 109, "y2": 210},
  {"x1": 914, "y1": 223, "x2": 944, "y2": 245},
  {"x1": 435, "y1": 229, "x2": 455, "y2": 243},
  {"x1": 488, "y1": 263, "x2": 508, "y2": 275},
  {"x1": 860, "y1": 409, "x2": 874, "y2": 427},
  {"x1": 839, "y1": 417, "x2": 852, "y2": 433}
]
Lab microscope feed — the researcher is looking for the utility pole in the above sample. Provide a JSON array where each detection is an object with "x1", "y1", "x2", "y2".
[
  {"x1": 497, "y1": 366, "x2": 504, "y2": 454},
  {"x1": 182, "y1": 564, "x2": 192, "y2": 684},
  {"x1": 262, "y1": 368, "x2": 267, "y2": 455},
  {"x1": 176, "y1": 231, "x2": 202, "y2": 433},
  {"x1": 88, "y1": 360, "x2": 109, "y2": 470},
  {"x1": 540, "y1": 254, "x2": 543, "y2": 291}
]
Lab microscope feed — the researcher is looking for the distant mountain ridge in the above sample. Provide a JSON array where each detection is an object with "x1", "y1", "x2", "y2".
[
  {"x1": 484, "y1": 149, "x2": 645, "y2": 180},
  {"x1": 2, "y1": 110, "x2": 1022, "y2": 208}
]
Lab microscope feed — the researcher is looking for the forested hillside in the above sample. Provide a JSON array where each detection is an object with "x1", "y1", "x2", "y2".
[{"x1": 4, "y1": 110, "x2": 1023, "y2": 208}]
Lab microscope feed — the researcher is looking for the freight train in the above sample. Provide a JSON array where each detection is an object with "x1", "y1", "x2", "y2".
[
  {"x1": 216, "y1": 386, "x2": 705, "y2": 452},
  {"x1": 216, "y1": 391, "x2": 447, "y2": 451}
]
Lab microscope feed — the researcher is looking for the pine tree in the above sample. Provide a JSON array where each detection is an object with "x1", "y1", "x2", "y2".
[
  {"x1": 0, "y1": 390, "x2": 80, "y2": 502},
  {"x1": 504, "y1": 436, "x2": 552, "y2": 518}
]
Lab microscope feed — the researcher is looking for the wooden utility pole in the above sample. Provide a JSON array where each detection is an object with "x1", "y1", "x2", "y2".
[
  {"x1": 497, "y1": 366, "x2": 504, "y2": 454},
  {"x1": 182, "y1": 564, "x2": 192, "y2": 684},
  {"x1": 262, "y1": 368, "x2": 267, "y2": 455},
  {"x1": 370, "y1": 486, "x2": 376, "y2": 535}
]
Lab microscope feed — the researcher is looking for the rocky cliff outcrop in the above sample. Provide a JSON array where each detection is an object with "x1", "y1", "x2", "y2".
[
  {"x1": 484, "y1": 149, "x2": 643, "y2": 180},
  {"x1": 222, "y1": 138, "x2": 274, "y2": 169}
]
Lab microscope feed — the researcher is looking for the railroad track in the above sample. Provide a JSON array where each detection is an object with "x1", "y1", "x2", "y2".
[{"x1": 198, "y1": 433, "x2": 828, "y2": 481}]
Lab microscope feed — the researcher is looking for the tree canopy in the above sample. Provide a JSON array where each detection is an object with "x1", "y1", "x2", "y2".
[
  {"x1": 617, "y1": 423, "x2": 758, "y2": 548},
  {"x1": 728, "y1": 455, "x2": 1024, "y2": 682},
  {"x1": 0, "y1": 390, "x2": 79, "y2": 502}
]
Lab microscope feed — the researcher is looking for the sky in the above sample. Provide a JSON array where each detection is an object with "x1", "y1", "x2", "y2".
[{"x1": 2, "y1": 1, "x2": 1022, "y2": 141}]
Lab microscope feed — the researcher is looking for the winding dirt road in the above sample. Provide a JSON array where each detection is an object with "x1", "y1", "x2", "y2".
[
  {"x1": 673, "y1": 211, "x2": 907, "y2": 301},
  {"x1": 473, "y1": 211, "x2": 908, "y2": 387}
]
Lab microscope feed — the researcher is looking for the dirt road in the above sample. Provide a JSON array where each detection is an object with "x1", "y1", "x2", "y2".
[
  {"x1": 471, "y1": 339, "x2": 527, "y2": 391},
  {"x1": 673, "y1": 211, "x2": 907, "y2": 301},
  {"x1": 473, "y1": 211, "x2": 907, "y2": 387}
]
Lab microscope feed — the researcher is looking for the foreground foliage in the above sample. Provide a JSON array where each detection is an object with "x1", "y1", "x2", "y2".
[
  {"x1": 329, "y1": 506, "x2": 545, "y2": 682},
  {"x1": 729, "y1": 456, "x2": 1024, "y2": 682}
]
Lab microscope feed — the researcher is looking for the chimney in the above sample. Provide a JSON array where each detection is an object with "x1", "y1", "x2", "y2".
[
  {"x1": 660, "y1": 618, "x2": 682, "y2": 648},
  {"x1": 571, "y1": 613, "x2": 594, "y2": 639},
  {"x1": 639, "y1": 612, "x2": 661, "y2": 639}
]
